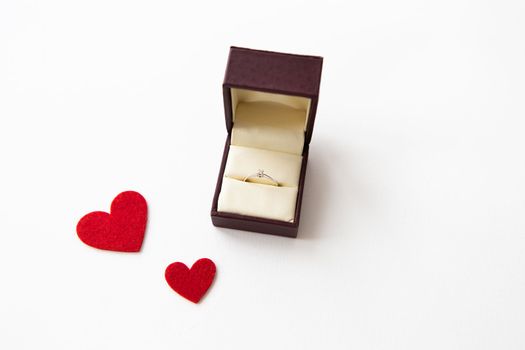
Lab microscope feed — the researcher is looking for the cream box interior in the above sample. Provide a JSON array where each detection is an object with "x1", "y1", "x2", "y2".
[{"x1": 217, "y1": 88, "x2": 311, "y2": 222}]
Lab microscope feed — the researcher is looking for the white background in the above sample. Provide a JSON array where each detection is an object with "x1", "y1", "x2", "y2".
[{"x1": 1, "y1": 1, "x2": 524, "y2": 349}]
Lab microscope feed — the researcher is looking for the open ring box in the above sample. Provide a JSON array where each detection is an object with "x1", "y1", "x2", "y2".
[{"x1": 211, "y1": 47, "x2": 323, "y2": 238}]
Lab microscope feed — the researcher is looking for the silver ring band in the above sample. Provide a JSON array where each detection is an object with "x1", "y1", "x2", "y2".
[{"x1": 243, "y1": 169, "x2": 279, "y2": 187}]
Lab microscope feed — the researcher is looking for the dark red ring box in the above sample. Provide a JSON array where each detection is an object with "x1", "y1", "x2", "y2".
[{"x1": 211, "y1": 46, "x2": 323, "y2": 238}]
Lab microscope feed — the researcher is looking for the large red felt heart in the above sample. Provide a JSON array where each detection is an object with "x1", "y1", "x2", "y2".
[
  {"x1": 165, "y1": 258, "x2": 216, "y2": 303},
  {"x1": 76, "y1": 191, "x2": 148, "y2": 252}
]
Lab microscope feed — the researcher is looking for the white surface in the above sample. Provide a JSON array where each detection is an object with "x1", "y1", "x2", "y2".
[{"x1": 1, "y1": 1, "x2": 524, "y2": 349}]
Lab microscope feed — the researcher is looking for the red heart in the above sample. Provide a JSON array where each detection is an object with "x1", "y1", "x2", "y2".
[
  {"x1": 76, "y1": 191, "x2": 148, "y2": 252},
  {"x1": 165, "y1": 258, "x2": 216, "y2": 303}
]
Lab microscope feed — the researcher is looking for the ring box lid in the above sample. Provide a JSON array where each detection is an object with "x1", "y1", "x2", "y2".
[{"x1": 223, "y1": 46, "x2": 323, "y2": 147}]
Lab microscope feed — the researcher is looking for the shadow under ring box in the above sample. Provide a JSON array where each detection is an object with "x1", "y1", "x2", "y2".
[{"x1": 211, "y1": 46, "x2": 323, "y2": 238}]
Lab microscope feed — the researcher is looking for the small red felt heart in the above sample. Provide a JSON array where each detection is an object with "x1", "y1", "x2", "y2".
[
  {"x1": 77, "y1": 191, "x2": 147, "y2": 252},
  {"x1": 165, "y1": 258, "x2": 216, "y2": 303}
]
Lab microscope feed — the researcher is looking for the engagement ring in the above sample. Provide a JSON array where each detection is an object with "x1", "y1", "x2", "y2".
[{"x1": 243, "y1": 169, "x2": 279, "y2": 187}]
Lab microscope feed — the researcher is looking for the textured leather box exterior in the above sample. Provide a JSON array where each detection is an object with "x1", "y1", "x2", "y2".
[{"x1": 211, "y1": 47, "x2": 323, "y2": 238}]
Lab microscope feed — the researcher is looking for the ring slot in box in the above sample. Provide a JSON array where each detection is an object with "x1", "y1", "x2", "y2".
[{"x1": 211, "y1": 46, "x2": 323, "y2": 238}]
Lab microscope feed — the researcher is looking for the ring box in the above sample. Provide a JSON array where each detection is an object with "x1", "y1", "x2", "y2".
[{"x1": 211, "y1": 47, "x2": 323, "y2": 238}]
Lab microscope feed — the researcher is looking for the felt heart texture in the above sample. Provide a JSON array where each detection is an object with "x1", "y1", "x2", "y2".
[
  {"x1": 165, "y1": 258, "x2": 216, "y2": 303},
  {"x1": 77, "y1": 191, "x2": 148, "y2": 252}
]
